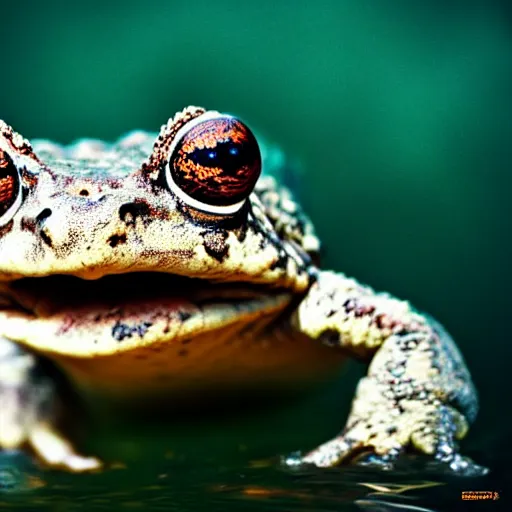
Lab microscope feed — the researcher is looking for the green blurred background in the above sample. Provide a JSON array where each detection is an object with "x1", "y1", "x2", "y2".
[{"x1": 1, "y1": 0, "x2": 511, "y2": 499}]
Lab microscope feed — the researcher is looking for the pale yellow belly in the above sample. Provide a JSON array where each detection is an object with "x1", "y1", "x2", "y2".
[{"x1": 53, "y1": 323, "x2": 347, "y2": 401}]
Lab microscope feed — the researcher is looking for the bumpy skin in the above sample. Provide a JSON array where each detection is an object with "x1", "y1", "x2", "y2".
[
  {"x1": 0, "y1": 107, "x2": 484, "y2": 474},
  {"x1": 290, "y1": 273, "x2": 482, "y2": 474}
]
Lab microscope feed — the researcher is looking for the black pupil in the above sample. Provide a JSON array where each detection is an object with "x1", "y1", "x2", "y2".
[{"x1": 189, "y1": 140, "x2": 246, "y2": 174}]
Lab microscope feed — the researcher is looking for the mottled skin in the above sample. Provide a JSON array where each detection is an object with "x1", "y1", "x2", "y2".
[{"x1": 0, "y1": 107, "x2": 485, "y2": 475}]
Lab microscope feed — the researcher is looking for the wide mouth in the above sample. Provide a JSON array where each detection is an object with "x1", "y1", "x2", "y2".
[
  {"x1": 4, "y1": 272, "x2": 285, "y2": 318},
  {"x1": 0, "y1": 271, "x2": 296, "y2": 362}
]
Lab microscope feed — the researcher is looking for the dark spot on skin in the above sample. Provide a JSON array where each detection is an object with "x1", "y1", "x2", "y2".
[
  {"x1": 135, "y1": 354, "x2": 148, "y2": 360},
  {"x1": 178, "y1": 349, "x2": 188, "y2": 357},
  {"x1": 112, "y1": 322, "x2": 133, "y2": 342},
  {"x1": 326, "y1": 309, "x2": 337, "y2": 318},
  {"x1": 270, "y1": 250, "x2": 288, "y2": 271},
  {"x1": 178, "y1": 311, "x2": 191, "y2": 322},
  {"x1": 107, "y1": 233, "x2": 127, "y2": 248},
  {"x1": 79, "y1": 189, "x2": 89, "y2": 196},
  {"x1": 343, "y1": 298, "x2": 375, "y2": 318},
  {"x1": 356, "y1": 305, "x2": 375, "y2": 317},
  {"x1": 20, "y1": 217, "x2": 36, "y2": 233},
  {"x1": 16, "y1": 142, "x2": 34, "y2": 156},
  {"x1": 394, "y1": 326, "x2": 408, "y2": 336},
  {"x1": 343, "y1": 298, "x2": 354, "y2": 309},
  {"x1": 181, "y1": 338, "x2": 193, "y2": 345},
  {"x1": 202, "y1": 230, "x2": 229, "y2": 262},
  {"x1": 112, "y1": 321, "x2": 152, "y2": 342},
  {"x1": 40, "y1": 229, "x2": 53, "y2": 248},
  {"x1": 319, "y1": 328, "x2": 341, "y2": 347},
  {"x1": 119, "y1": 200, "x2": 151, "y2": 227},
  {"x1": 375, "y1": 313, "x2": 389, "y2": 330}
]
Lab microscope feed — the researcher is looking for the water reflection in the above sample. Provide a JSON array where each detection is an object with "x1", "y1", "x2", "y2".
[{"x1": 0, "y1": 448, "x2": 502, "y2": 512}]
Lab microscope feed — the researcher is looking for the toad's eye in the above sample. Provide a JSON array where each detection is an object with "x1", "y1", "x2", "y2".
[
  {"x1": 0, "y1": 151, "x2": 22, "y2": 227},
  {"x1": 166, "y1": 113, "x2": 261, "y2": 214}
]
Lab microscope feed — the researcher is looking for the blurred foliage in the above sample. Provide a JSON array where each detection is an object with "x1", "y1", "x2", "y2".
[{"x1": 1, "y1": 0, "x2": 511, "y2": 464}]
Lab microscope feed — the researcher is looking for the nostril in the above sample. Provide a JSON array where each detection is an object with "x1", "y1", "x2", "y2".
[
  {"x1": 36, "y1": 208, "x2": 52, "y2": 224},
  {"x1": 34, "y1": 208, "x2": 53, "y2": 247}
]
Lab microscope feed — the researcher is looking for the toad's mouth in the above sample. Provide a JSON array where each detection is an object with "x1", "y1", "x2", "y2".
[
  {"x1": 0, "y1": 272, "x2": 294, "y2": 357},
  {"x1": 5, "y1": 272, "x2": 289, "y2": 314}
]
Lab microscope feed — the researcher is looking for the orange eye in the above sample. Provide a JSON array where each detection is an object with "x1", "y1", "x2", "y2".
[
  {"x1": 0, "y1": 151, "x2": 21, "y2": 226},
  {"x1": 166, "y1": 114, "x2": 261, "y2": 214}
]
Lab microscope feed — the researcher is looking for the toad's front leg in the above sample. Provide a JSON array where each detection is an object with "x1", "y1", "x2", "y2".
[
  {"x1": 290, "y1": 271, "x2": 486, "y2": 476},
  {"x1": 0, "y1": 337, "x2": 101, "y2": 472}
]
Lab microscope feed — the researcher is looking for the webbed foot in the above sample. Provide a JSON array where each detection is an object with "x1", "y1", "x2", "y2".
[
  {"x1": 285, "y1": 333, "x2": 488, "y2": 477},
  {"x1": 293, "y1": 401, "x2": 487, "y2": 477}
]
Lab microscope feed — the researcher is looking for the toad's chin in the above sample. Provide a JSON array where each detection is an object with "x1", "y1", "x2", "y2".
[{"x1": 0, "y1": 272, "x2": 345, "y2": 400}]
